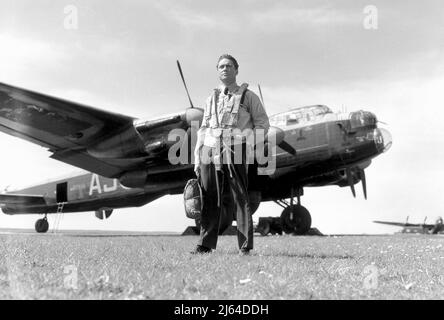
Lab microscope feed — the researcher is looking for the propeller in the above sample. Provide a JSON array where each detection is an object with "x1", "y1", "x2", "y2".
[
  {"x1": 176, "y1": 60, "x2": 195, "y2": 109},
  {"x1": 359, "y1": 168, "x2": 367, "y2": 200},
  {"x1": 278, "y1": 140, "x2": 297, "y2": 156},
  {"x1": 266, "y1": 126, "x2": 297, "y2": 156},
  {"x1": 258, "y1": 84, "x2": 266, "y2": 109},
  {"x1": 346, "y1": 168, "x2": 356, "y2": 198},
  {"x1": 346, "y1": 168, "x2": 368, "y2": 199}
]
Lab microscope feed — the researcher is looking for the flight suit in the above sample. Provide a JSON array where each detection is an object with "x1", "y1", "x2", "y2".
[{"x1": 194, "y1": 83, "x2": 269, "y2": 251}]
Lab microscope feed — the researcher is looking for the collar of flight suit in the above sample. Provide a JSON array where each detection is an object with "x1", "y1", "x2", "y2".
[{"x1": 219, "y1": 82, "x2": 240, "y2": 96}]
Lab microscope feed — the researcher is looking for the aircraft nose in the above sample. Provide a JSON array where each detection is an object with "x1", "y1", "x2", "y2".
[{"x1": 375, "y1": 128, "x2": 392, "y2": 153}]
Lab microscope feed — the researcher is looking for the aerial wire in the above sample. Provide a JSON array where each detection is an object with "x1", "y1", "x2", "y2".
[{"x1": 176, "y1": 60, "x2": 195, "y2": 109}]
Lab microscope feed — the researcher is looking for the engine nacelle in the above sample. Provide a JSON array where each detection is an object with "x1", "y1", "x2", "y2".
[
  {"x1": 87, "y1": 126, "x2": 145, "y2": 158},
  {"x1": 135, "y1": 108, "x2": 203, "y2": 134}
]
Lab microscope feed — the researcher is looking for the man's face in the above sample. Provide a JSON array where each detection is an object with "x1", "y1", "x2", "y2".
[{"x1": 217, "y1": 58, "x2": 238, "y2": 84}]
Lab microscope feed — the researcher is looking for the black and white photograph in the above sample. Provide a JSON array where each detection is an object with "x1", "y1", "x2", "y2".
[{"x1": 0, "y1": 0, "x2": 443, "y2": 305}]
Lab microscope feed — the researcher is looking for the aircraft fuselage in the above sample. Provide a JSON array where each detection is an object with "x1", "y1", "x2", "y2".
[{"x1": 1, "y1": 173, "x2": 158, "y2": 215}]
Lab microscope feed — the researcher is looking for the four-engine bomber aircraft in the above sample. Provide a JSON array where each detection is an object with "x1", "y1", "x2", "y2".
[{"x1": 0, "y1": 79, "x2": 392, "y2": 234}]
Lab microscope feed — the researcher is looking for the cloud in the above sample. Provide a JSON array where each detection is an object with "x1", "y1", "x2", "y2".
[
  {"x1": 152, "y1": 2, "x2": 240, "y2": 32},
  {"x1": 0, "y1": 33, "x2": 66, "y2": 83},
  {"x1": 249, "y1": 5, "x2": 357, "y2": 31},
  {"x1": 154, "y1": 2, "x2": 357, "y2": 34}
]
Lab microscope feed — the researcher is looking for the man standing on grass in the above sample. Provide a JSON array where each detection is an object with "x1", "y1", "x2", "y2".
[{"x1": 192, "y1": 54, "x2": 269, "y2": 255}]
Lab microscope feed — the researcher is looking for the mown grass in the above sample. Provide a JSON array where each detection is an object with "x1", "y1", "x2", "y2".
[{"x1": 0, "y1": 233, "x2": 443, "y2": 299}]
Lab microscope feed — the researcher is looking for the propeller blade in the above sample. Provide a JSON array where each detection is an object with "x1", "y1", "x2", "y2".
[
  {"x1": 266, "y1": 126, "x2": 297, "y2": 156},
  {"x1": 266, "y1": 126, "x2": 285, "y2": 144},
  {"x1": 278, "y1": 141, "x2": 297, "y2": 156},
  {"x1": 258, "y1": 84, "x2": 266, "y2": 109},
  {"x1": 346, "y1": 168, "x2": 356, "y2": 198},
  {"x1": 176, "y1": 60, "x2": 195, "y2": 109},
  {"x1": 360, "y1": 168, "x2": 367, "y2": 200}
]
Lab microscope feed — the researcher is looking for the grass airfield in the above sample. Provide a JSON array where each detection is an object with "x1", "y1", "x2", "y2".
[{"x1": 0, "y1": 231, "x2": 443, "y2": 299}]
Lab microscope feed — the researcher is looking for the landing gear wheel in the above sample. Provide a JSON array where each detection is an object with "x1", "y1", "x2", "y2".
[
  {"x1": 35, "y1": 218, "x2": 49, "y2": 233},
  {"x1": 280, "y1": 205, "x2": 312, "y2": 235}
]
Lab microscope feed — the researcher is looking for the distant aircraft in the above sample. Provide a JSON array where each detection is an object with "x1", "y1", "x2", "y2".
[
  {"x1": 374, "y1": 216, "x2": 444, "y2": 234},
  {"x1": 0, "y1": 64, "x2": 392, "y2": 234}
]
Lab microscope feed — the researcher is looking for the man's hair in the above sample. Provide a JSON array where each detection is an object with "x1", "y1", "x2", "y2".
[{"x1": 217, "y1": 54, "x2": 239, "y2": 70}]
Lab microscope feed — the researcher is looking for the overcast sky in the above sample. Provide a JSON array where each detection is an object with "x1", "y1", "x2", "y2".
[{"x1": 0, "y1": 0, "x2": 443, "y2": 234}]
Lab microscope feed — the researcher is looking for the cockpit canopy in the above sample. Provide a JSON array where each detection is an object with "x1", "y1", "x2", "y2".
[{"x1": 269, "y1": 105, "x2": 333, "y2": 127}]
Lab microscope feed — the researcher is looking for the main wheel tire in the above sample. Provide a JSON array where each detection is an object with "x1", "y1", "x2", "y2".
[
  {"x1": 280, "y1": 205, "x2": 312, "y2": 235},
  {"x1": 35, "y1": 218, "x2": 49, "y2": 233}
]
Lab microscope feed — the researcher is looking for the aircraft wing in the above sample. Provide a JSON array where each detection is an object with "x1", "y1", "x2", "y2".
[
  {"x1": 373, "y1": 220, "x2": 419, "y2": 227},
  {"x1": 0, "y1": 82, "x2": 189, "y2": 178},
  {"x1": 0, "y1": 194, "x2": 46, "y2": 205}
]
